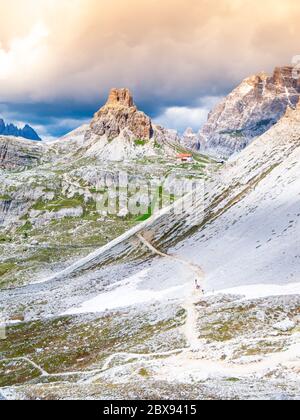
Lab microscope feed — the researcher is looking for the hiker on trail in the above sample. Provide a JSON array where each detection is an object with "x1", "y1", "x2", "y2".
[{"x1": 195, "y1": 279, "x2": 205, "y2": 295}]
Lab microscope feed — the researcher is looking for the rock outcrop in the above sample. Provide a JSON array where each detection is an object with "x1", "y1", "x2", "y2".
[
  {"x1": 0, "y1": 136, "x2": 42, "y2": 169},
  {"x1": 86, "y1": 88, "x2": 153, "y2": 141},
  {"x1": 81, "y1": 88, "x2": 184, "y2": 161},
  {"x1": 0, "y1": 118, "x2": 41, "y2": 141},
  {"x1": 198, "y1": 66, "x2": 300, "y2": 157}
]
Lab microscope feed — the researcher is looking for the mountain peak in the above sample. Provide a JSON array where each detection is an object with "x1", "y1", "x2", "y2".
[
  {"x1": 105, "y1": 88, "x2": 135, "y2": 109},
  {"x1": 198, "y1": 65, "x2": 300, "y2": 157},
  {"x1": 183, "y1": 127, "x2": 195, "y2": 136},
  {"x1": 0, "y1": 118, "x2": 41, "y2": 141},
  {"x1": 87, "y1": 88, "x2": 153, "y2": 141}
]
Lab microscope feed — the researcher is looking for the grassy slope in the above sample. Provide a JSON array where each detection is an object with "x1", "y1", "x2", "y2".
[{"x1": 0, "y1": 147, "x2": 213, "y2": 288}]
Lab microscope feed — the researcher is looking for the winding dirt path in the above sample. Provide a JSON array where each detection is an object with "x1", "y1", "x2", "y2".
[
  {"x1": 136, "y1": 233, "x2": 204, "y2": 280},
  {"x1": 1, "y1": 356, "x2": 103, "y2": 379},
  {"x1": 2, "y1": 357, "x2": 48, "y2": 376},
  {"x1": 136, "y1": 233, "x2": 204, "y2": 349},
  {"x1": 134, "y1": 234, "x2": 300, "y2": 380},
  {"x1": 7, "y1": 235, "x2": 297, "y2": 387},
  {"x1": 0, "y1": 349, "x2": 186, "y2": 385},
  {"x1": 181, "y1": 290, "x2": 203, "y2": 350}
]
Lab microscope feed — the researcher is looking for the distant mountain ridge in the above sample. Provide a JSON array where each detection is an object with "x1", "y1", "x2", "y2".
[
  {"x1": 0, "y1": 118, "x2": 41, "y2": 141},
  {"x1": 182, "y1": 66, "x2": 300, "y2": 158}
]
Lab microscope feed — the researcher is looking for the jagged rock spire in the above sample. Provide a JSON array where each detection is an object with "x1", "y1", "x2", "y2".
[
  {"x1": 105, "y1": 88, "x2": 135, "y2": 108},
  {"x1": 87, "y1": 88, "x2": 153, "y2": 141}
]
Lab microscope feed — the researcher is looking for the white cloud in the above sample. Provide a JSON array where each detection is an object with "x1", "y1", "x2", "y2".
[
  {"x1": 0, "y1": 22, "x2": 49, "y2": 81},
  {"x1": 1, "y1": 0, "x2": 300, "y2": 136},
  {"x1": 1, "y1": 0, "x2": 300, "y2": 104},
  {"x1": 154, "y1": 96, "x2": 223, "y2": 133}
]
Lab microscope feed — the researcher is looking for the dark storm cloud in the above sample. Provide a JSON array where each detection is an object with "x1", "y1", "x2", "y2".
[{"x1": 1, "y1": 0, "x2": 300, "y2": 137}]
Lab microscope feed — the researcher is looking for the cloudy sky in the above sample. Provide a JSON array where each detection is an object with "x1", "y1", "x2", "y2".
[{"x1": 0, "y1": 0, "x2": 300, "y2": 139}]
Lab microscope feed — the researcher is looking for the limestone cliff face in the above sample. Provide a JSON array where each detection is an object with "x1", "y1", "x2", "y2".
[
  {"x1": 0, "y1": 136, "x2": 42, "y2": 169},
  {"x1": 86, "y1": 88, "x2": 153, "y2": 141},
  {"x1": 181, "y1": 128, "x2": 201, "y2": 150},
  {"x1": 198, "y1": 66, "x2": 300, "y2": 157}
]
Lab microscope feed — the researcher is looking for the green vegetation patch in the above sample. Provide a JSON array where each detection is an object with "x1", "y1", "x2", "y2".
[
  {"x1": 17, "y1": 221, "x2": 33, "y2": 233},
  {"x1": 138, "y1": 368, "x2": 150, "y2": 378},
  {"x1": 0, "y1": 233, "x2": 11, "y2": 243},
  {"x1": 134, "y1": 139, "x2": 147, "y2": 146},
  {"x1": 0, "y1": 261, "x2": 18, "y2": 277},
  {"x1": 0, "y1": 359, "x2": 41, "y2": 387},
  {"x1": 0, "y1": 194, "x2": 12, "y2": 201},
  {"x1": 32, "y1": 196, "x2": 85, "y2": 212},
  {"x1": 0, "y1": 306, "x2": 185, "y2": 386}
]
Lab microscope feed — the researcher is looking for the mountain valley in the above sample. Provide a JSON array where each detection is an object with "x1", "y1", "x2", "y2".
[{"x1": 0, "y1": 84, "x2": 300, "y2": 400}]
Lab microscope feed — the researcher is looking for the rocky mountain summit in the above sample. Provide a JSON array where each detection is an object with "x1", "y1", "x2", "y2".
[
  {"x1": 0, "y1": 118, "x2": 41, "y2": 141},
  {"x1": 198, "y1": 66, "x2": 300, "y2": 157},
  {"x1": 181, "y1": 127, "x2": 201, "y2": 149},
  {"x1": 80, "y1": 88, "x2": 183, "y2": 161},
  {"x1": 0, "y1": 88, "x2": 193, "y2": 167},
  {"x1": 86, "y1": 88, "x2": 153, "y2": 142}
]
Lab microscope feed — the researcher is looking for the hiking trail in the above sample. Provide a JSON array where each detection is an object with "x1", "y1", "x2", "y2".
[{"x1": 136, "y1": 233, "x2": 204, "y2": 349}]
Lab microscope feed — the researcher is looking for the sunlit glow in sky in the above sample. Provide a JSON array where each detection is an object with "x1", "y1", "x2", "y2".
[{"x1": 1, "y1": 0, "x2": 300, "y2": 139}]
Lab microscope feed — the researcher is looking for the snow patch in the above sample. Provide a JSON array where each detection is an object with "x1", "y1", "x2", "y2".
[
  {"x1": 207, "y1": 282, "x2": 300, "y2": 300},
  {"x1": 273, "y1": 319, "x2": 296, "y2": 332},
  {"x1": 63, "y1": 268, "x2": 187, "y2": 315}
]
